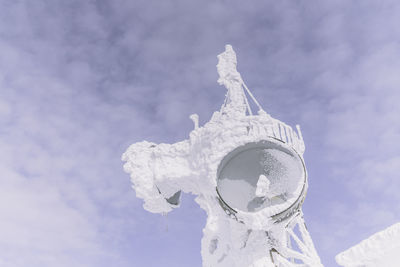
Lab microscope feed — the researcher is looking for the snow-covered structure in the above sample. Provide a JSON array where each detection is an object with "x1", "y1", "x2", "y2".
[
  {"x1": 336, "y1": 222, "x2": 400, "y2": 267},
  {"x1": 122, "y1": 45, "x2": 322, "y2": 266}
]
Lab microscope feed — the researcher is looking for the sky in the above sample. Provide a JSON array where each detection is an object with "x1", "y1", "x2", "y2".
[{"x1": 0, "y1": 0, "x2": 400, "y2": 266}]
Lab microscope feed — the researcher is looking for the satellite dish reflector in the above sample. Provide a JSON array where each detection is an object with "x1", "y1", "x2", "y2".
[{"x1": 217, "y1": 140, "x2": 306, "y2": 215}]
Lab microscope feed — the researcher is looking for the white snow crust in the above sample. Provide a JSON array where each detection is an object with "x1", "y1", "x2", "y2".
[
  {"x1": 336, "y1": 222, "x2": 400, "y2": 267},
  {"x1": 122, "y1": 45, "x2": 315, "y2": 267},
  {"x1": 256, "y1": 174, "x2": 270, "y2": 197}
]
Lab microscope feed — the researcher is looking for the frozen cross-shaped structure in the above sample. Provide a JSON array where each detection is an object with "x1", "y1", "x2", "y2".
[{"x1": 122, "y1": 45, "x2": 323, "y2": 267}]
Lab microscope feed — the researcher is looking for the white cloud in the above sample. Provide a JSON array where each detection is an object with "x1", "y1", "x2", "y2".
[{"x1": 0, "y1": 166, "x2": 100, "y2": 267}]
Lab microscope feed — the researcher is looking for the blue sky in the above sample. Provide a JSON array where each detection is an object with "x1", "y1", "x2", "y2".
[{"x1": 1, "y1": 1, "x2": 400, "y2": 266}]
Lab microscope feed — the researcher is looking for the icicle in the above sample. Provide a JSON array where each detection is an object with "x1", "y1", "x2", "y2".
[
  {"x1": 286, "y1": 125, "x2": 293, "y2": 145},
  {"x1": 279, "y1": 123, "x2": 287, "y2": 143}
]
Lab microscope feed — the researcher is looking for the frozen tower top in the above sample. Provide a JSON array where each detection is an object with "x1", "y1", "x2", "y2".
[
  {"x1": 217, "y1": 45, "x2": 265, "y2": 117},
  {"x1": 217, "y1": 45, "x2": 246, "y2": 115},
  {"x1": 217, "y1": 45, "x2": 242, "y2": 87}
]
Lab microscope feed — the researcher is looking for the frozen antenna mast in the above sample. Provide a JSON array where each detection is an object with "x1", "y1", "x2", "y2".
[{"x1": 122, "y1": 45, "x2": 323, "y2": 267}]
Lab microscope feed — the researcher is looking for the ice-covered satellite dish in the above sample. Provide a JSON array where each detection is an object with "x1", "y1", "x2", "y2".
[{"x1": 217, "y1": 140, "x2": 306, "y2": 215}]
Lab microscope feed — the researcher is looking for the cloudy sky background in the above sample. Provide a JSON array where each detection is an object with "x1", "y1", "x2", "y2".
[{"x1": 1, "y1": 0, "x2": 400, "y2": 266}]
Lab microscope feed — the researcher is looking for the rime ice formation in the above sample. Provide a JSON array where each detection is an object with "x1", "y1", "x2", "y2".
[
  {"x1": 122, "y1": 45, "x2": 322, "y2": 266},
  {"x1": 256, "y1": 174, "x2": 270, "y2": 198},
  {"x1": 336, "y1": 222, "x2": 400, "y2": 267}
]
